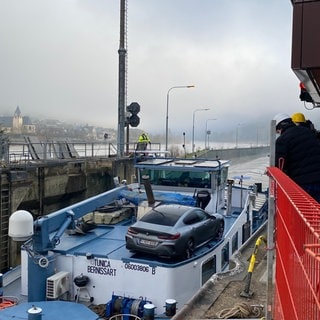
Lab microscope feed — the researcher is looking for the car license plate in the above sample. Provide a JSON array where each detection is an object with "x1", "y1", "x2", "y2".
[{"x1": 139, "y1": 239, "x2": 157, "y2": 247}]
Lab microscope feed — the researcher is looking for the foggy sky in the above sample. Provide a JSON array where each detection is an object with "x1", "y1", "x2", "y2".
[{"x1": 1, "y1": 0, "x2": 315, "y2": 140}]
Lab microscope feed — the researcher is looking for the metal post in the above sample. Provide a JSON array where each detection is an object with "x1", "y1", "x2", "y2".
[
  {"x1": 235, "y1": 123, "x2": 245, "y2": 148},
  {"x1": 182, "y1": 132, "x2": 186, "y2": 158},
  {"x1": 117, "y1": 0, "x2": 127, "y2": 157},
  {"x1": 192, "y1": 108, "x2": 209, "y2": 154},
  {"x1": 266, "y1": 119, "x2": 276, "y2": 320},
  {"x1": 205, "y1": 118, "x2": 217, "y2": 149}
]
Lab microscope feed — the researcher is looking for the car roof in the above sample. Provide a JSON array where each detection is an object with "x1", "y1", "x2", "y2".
[
  {"x1": 154, "y1": 204, "x2": 193, "y2": 215},
  {"x1": 139, "y1": 204, "x2": 196, "y2": 226}
]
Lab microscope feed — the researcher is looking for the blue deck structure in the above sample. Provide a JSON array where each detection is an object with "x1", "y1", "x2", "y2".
[{"x1": 1, "y1": 301, "x2": 99, "y2": 320}]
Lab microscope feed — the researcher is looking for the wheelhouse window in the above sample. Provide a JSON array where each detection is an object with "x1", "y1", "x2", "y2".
[
  {"x1": 202, "y1": 255, "x2": 217, "y2": 285},
  {"x1": 139, "y1": 168, "x2": 211, "y2": 188},
  {"x1": 232, "y1": 232, "x2": 238, "y2": 254},
  {"x1": 221, "y1": 243, "x2": 229, "y2": 270}
]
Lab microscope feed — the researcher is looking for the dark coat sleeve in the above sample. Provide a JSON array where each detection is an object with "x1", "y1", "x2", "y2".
[
  {"x1": 275, "y1": 126, "x2": 320, "y2": 184},
  {"x1": 275, "y1": 136, "x2": 288, "y2": 171}
]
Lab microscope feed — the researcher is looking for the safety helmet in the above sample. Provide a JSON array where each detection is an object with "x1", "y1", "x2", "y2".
[
  {"x1": 291, "y1": 112, "x2": 306, "y2": 123},
  {"x1": 273, "y1": 113, "x2": 291, "y2": 127}
]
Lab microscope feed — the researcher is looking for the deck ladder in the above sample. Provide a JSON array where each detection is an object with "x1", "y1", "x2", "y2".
[{"x1": 0, "y1": 173, "x2": 10, "y2": 272}]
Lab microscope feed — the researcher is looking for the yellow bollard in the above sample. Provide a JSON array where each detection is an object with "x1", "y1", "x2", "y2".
[{"x1": 240, "y1": 235, "x2": 267, "y2": 298}]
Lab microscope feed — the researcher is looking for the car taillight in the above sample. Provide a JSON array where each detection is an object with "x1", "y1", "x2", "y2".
[
  {"x1": 158, "y1": 233, "x2": 180, "y2": 240},
  {"x1": 127, "y1": 227, "x2": 138, "y2": 235}
]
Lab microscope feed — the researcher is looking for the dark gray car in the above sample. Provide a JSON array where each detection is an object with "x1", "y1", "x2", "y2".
[{"x1": 125, "y1": 204, "x2": 224, "y2": 259}]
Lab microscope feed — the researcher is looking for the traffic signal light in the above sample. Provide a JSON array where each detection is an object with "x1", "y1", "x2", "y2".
[
  {"x1": 126, "y1": 102, "x2": 140, "y2": 127},
  {"x1": 299, "y1": 82, "x2": 314, "y2": 103}
]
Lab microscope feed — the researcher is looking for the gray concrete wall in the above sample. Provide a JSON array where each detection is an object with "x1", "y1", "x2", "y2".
[
  {"x1": 9, "y1": 158, "x2": 136, "y2": 216},
  {"x1": 198, "y1": 146, "x2": 270, "y2": 160}
]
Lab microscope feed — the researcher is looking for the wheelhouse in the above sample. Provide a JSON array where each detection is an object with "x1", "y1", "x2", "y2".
[
  {"x1": 135, "y1": 158, "x2": 229, "y2": 190},
  {"x1": 134, "y1": 158, "x2": 230, "y2": 212}
]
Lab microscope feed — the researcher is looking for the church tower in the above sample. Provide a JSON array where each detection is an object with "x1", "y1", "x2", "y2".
[{"x1": 12, "y1": 106, "x2": 23, "y2": 134}]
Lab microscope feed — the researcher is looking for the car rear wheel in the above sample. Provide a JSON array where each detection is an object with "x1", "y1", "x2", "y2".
[{"x1": 184, "y1": 238, "x2": 195, "y2": 259}]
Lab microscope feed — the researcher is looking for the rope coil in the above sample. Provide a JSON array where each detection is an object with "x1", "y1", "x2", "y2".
[{"x1": 216, "y1": 302, "x2": 264, "y2": 319}]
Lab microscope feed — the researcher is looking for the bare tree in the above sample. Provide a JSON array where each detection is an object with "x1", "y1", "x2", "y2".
[{"x1": 0, "y1": 128, "x2": 9, "y2": 166}]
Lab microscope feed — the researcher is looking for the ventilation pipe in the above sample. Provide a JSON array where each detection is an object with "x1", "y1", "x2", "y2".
[
  {"x1": 226, "y1": 179, "x2": 234, "y2": 216},
  {"x1": 142, "y1": 175, "x2": 155, "y2": 205}
]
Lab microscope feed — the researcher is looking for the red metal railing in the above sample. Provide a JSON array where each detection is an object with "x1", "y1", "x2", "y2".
[{"x1": 268, "y1": 167, "x2": 320, "y2": 320}]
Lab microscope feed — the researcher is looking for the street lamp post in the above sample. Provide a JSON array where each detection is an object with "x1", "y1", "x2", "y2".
[
  {"x1": 205, "y1": 118, "x2": 217, "y2": 149},
  {"x1": 235, "y1": 123, "x2": 244, "y2": 148},
  {"x1": 166, "y1": 85, "x2": 195, "y2": 151},
  {"x1": 192, "y1": 108, "x2": 209, "y2": 154},
  {"x1": 182, "y1": 132, "x2": 186, "y2": 158}
]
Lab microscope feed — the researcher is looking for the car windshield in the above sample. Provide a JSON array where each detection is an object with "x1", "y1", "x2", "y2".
[{"x1": 140, "y1": 208, "x2": 181, "y2": 226}]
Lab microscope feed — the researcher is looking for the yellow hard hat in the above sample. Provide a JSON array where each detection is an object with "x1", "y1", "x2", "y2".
[{"x1": 291, "y1": 112, "x2": 306, "y2": 123}]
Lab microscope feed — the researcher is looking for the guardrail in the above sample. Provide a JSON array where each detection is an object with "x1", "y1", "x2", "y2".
[
  {"x1": 0, "y1": 140, "x2": 269, "y2": 169},
  {"x1": 267, "y1": 167, "x2": 320, "y2": 320},
  {"x1": 1, "y1": 141, "x2": 162, "y2": 167}
]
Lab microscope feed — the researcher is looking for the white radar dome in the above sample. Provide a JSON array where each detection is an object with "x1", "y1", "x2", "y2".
[{"x1": 9, "y1": 210, "x2": 34, "y2": 241}]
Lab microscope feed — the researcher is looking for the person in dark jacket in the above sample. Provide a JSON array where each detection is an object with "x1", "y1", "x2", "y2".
[{"x1": 274, "y1": 113, "x2": 320, "y2": 202}]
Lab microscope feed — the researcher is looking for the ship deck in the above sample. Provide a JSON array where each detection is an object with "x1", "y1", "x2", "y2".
[
  {"x1": 53, "y1": 205, "x2": 242, "y2": 266},
  {"x1": 2, "y1": 205, "x2": 243, "y2": 304}
]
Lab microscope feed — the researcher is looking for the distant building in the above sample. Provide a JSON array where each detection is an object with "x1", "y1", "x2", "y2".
[{"x1": 0, "y1": 106, "x2": 36, "y2": 134}]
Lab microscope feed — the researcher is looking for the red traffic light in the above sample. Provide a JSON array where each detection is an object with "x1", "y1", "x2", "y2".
[{"x1": 299, "y1": 82, "x2": 313, "y2": 103}]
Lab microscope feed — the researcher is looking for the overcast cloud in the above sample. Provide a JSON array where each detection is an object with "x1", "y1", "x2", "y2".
[{"x1": 0, "y1": 0, "x2": 314, "y2": 139}]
